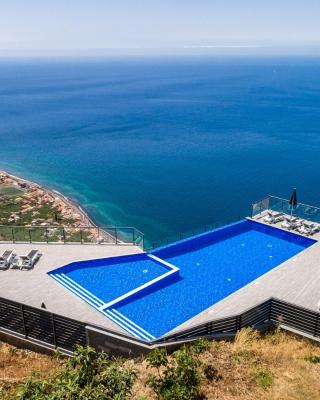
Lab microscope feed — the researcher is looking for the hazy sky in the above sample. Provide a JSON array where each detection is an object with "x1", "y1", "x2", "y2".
[{"x1": 1, "y1": 1, "x2": 320, "y2": 55}]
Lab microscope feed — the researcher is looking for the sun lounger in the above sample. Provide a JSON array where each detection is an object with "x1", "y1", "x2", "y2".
[
  {"x1": 281, "y1": 216, "x2": 301, "y2": 230},
  {"x1": 20, "y1": 250, "x2": 42, "y2": 270},
  {"x1": 10, "y1": 257, "x2": 21, "y2": 269},
  {"x1": 308, "y1": 223, "x2": 319, "y2": 235},
  {"x1": 297, "y1": 222, "x2": 319, "y2": 236},
  {"x1": 263, "y1": 211, "x2": 284, "y2": 224},
  {"x1": 0, "y1": 250, "x2": 16, "y2": 270}
]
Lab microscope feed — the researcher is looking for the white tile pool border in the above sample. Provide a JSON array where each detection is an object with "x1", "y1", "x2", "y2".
[
  {"x1": 98, "y1": 254, "x2": 179, "y2": 311},
  {"x1": 103, "y1": 308, "x2": 156, "y2": 340}
]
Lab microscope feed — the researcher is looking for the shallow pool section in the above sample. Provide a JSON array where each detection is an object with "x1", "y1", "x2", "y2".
[
  {"x1": 49, "y1": 253, "x2": 179, "y2": 340},
  {"x1": 49, "y1": 220, "x2": 315, "y2": 341}
]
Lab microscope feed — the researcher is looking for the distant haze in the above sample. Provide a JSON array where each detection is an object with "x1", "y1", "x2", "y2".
[{"x1": 1, "y1": 0, "x2": 320, "y2": 56}]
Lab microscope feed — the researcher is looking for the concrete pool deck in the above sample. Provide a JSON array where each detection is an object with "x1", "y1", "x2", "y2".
[
  {"x1": 1, "y1": 214, "x2": 320, "y2": 342},
  {"x1": 0, "y1": 243, "x2": 142, "y2": 336}
]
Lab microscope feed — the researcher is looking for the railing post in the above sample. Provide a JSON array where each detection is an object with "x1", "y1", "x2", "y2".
[
  {"x1": 20, "y1": 304, "x2": 27, "y2": 338},
  {"x1": 80, "y1": 229, "x2": 83, "y2": 244},
  {"x1": 236, "y1": 315, "x2": 242, "y2": 331},
  {"x1": 45, "y1": 227, "x2": 49, "y2": 243},
  {"x1": 314, "y1": 314, "x2": 320, "y2": 337},
  {"x1": 51, "y1": 314, "x2": 57, "y2": 348},
  {"x1": 268, "y1": 298, "x2": 273, "y2": 322},
  {"x1": 62, "y1": 228, "x2": 66, "y2": 243},
  {"x1": 28, "y1": 229, "x2": 32, "y2": 243},
  {"x1": 115, "y1": 228, "x2": 118, "y2": 245},
  {"x1": 12, "y1": 228, "x2": 15, "y2": 243}
]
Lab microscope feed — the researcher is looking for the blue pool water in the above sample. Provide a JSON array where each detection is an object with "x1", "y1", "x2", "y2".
[
  {"x1": 49, "y1": 220, "x2": 315, "y2": 340},
  {"x1": 49, "y1": 253, "x2": 171, "y2": 305}
]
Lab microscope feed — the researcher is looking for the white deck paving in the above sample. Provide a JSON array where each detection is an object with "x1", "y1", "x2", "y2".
[{"x1": 0, "y1": 243, "x2": 142, "y2": 336}]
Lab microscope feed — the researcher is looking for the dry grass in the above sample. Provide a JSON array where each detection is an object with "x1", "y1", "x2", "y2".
[
  {"x1": 0, "y1": 342, "x2": 60, "y2": 399},
  {"x1": 198, "y1": 328, "x2": 320, "y2": 400},
  {"x1": 133, "y1": 329, "x2": 320, "y2": 400},
  {"x1": 1, "y1": 329, "x2": 320, "y2": 399}
]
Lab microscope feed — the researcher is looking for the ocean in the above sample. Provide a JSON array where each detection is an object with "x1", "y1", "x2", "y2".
[{"x1": 0, "y1": 56, "x2": 320, "y2": 244}]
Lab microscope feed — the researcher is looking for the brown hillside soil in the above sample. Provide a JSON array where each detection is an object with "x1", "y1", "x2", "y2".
[
  {"x1": 1, "y1": 329, "x2": 320, "y2": 399},
  {"x1": 133, "y1": 329, "x2": 320, "y2": 400},
  {"x1": 196, "y1": 328, "x2": 320, "y2": 400},
  {"x1": 0, "y1": 343, "x2": 60, "y2": 399}
]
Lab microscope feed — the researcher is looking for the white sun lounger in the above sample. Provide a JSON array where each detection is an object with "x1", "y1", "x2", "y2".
[
  {"x1": 281, "y1": 216, "x2": 301, "y2": 230},
  {"x1": 0, "y1": 250, "x2": 16, "y2": 270},
  {"x1": 263, "y1": 211, "x2": 284, "y2": 224},
  {"x1": 297, "y1": 222, "x2": 319, "y2": 236},
  {"x1": 20, "y1": 250, "x2": 42, "y2": 270}
]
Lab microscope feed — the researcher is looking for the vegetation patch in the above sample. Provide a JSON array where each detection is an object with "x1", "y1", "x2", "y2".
[
  {"x1": 254, "y1": 369, "x2": 273, "y2": 388},
  {"x1": 146, "y1": 339, "x2": 210, "y2": 400},
  {"x1": 0, "y1": 185, "x2": 23, "y2": 196},
  {"x1": 17, "y1": 346, "x2": 136, "y2": 400},
  {"x1": 304, "y1": 355, "x2": 320, "y2": 363},
  {"x1": 1, "y1": 330, "x2": 320, "y2": 399}
]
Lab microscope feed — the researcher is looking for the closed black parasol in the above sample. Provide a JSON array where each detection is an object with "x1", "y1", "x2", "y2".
[{"x1": 289, "y1": 188, "x2": 297, "y2": 219}]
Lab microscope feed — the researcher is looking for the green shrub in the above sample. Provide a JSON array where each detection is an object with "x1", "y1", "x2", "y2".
[
  {"x1": 17, "y1": 346, "x2": 136, "y2": 400},
  {"x1": 146, "y1": 339, "x2": 209, "y2": 400},
  {"x1": 304, "y1": 355, "x2": 320, "y2": 363},
  {"x1": 255, "y1": 369, "x2": 273, "y2": 388},
  {"x1": 191, "y1": 338, "x2": 211, "y2": 355}
]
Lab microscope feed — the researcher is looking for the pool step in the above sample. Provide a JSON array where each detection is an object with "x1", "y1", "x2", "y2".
[
  {"x1": 50, "y1": 272, "x2": 104, "y2": 309},
  {"x1": 60, "y1": 273, "x2": 104, "y2": 306},
  {"x1": 50, "y1": 272, "x2": 155, "y2": 341},
  {"x1": 103, "y1": 308, "x2": 155, "y2": 341},
  {"x1": 49, "y1": 255, "x2": 177, "y2": 342}
]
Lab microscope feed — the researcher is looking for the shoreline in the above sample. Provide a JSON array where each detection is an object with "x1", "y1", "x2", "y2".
[
  {"x1": 51, "y1": 189, "x2": 98, "y2": 227},
  {"x1": 0, "y1": 169, "x2": 96, "y2": 228},
  {"x1": 0, "y1": 168, "x2": 143, "y2": 246}
]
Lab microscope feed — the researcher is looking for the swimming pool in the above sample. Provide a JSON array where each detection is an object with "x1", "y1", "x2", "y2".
[{"x1": 49, "y1": 220, "x2": 315, "y2": 340}]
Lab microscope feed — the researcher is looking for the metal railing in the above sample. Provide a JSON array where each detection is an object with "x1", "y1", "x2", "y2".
[
  {"x1": 156, "y1": 298, "x2": 320, "y2": 343},
  {"x1": 157, "y1": 299, "x2": 272, "y2": 342},
  {"x1": 0, "y1": 225, "x2": 144, "y2": 250},
  {"x1": 0, "y1": 296, "x2": 319, "y2": 354},
  {"x1": 252, "y1": 195, "x2": 320, "y2": 224},
  {"x1": 146, "y1": 215, "x2": 245, "y2": 251},
  {"x1": 0, "y1": 297, "x2": 87, "y2": 351}
]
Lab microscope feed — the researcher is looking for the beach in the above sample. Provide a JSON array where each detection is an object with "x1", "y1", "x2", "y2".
[
  {"x1": 0, "y1": 170, "x2": 142, "y2": 246},
  {"x1": 0, "y1": 169, "x2": 94, "y2": 228}
]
